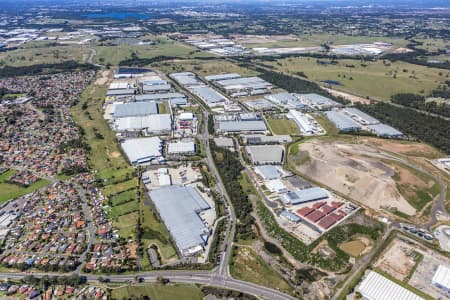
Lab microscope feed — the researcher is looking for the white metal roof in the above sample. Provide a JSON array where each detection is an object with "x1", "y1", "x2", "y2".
[
  {"x1": 114, "y1": 114, "x2": 172, "y2": 132},
  {"x1": 113, "y1": 101, "x2": 158, "y2": 117},
  {"x1": 432, "y1": 265, "x2": 450, "y2": 290},
  {"x1": 168, "y1": 140, "x2": 196, "y2": 154},
  {"x1": 121, "y1": 137, "x2": 163, "y2": 164},
  {"x1": 357, "y1": 271, "x2": 424, "y2": 300},
  {"x1": 246, "y1": 145, "x2": 284, "y2": 164}
]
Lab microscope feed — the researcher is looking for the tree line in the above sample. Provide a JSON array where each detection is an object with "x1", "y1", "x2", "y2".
[
  {"x1": 356, "y1": 102, "x2": 450, "y2": 154},
  {"x1": 0, "y1": 61, "x2": 98, "y2": 78},
  {"x1": 391, "y1": 93, "x2": 450, "y2": 119}
]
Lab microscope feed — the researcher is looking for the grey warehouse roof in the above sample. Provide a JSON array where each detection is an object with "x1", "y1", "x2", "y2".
[
  {"x1": 135, "y1": 92, "x2": 185, "y2": 101},
  {"x1": 343, "y1": 107, "x2": 379, "y2": 125},
  {"x1": 218, "y1": 120, "x2": 267, "y2": 132},
  {"x1": 190, "y1": 85, "x2": 228, "y2": 104},
  {"x1": 113, "y1": 101, "x2": 158, "y2": 118},
  {"x1": 121, "y1": 137, "x2": 163, "y2": 165},
  {"x1": 367, "y1": 124, "x2": 403, "y2": 137},
  {"x1": 325, "y1": 111, "x2": 362, "y2": 131},
  {"x1": 149, "y1": 185, "x2": 211, "y2": 253},
  {"x1": 246, "y1": 145, "x2": 284, "y2": 164},
  {"x1": 205, "y1": 73, "x2": 241, "y2": 82},
  {"x1": 143, "y1": 84, "x2": 171, "y2": 93},
  {"x1": 254, "y1": 165, "x2": 282, "y2": 180},
  {"x1": 280, "y1": 187, "x2": 329, "y2": 205},
  {"x1": 107, "y1": 89, "x2": 135, "y2": 96}
]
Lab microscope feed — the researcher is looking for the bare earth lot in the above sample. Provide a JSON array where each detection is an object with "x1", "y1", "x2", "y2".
[{"x1": 291, "y1": 139, "x2": 438, "y2": 216}]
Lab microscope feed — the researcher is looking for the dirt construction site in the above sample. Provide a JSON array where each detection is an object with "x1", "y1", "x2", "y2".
[{"x1": 291, "y1": 138, "x2": 439, "y2": 217}]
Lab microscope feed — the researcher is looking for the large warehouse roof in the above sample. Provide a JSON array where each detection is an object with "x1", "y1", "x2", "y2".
[
  {"x1": 367, "y1": 124, "x2": 403, "y2": 137},
  {"x1": 149, "y1": 185, "x2": 211, "y2": 254},
  {"x1": 254, "y1": 165, "x2": 284, "y2": 180},
  {"x1": 170, "y1": 72, "x2": 202, "y2": 86},
  {"x1": 343, "y1": 107, "x2": 379, "y2": 125},
  {"x1": 143, "y1": 84, "x2": 171, "y2": 93},
  {"x1": 121, "y1": 137, "x2": 163, "y2": 165},
  {"x1": 432, "y1": 265, "x2": 450, "y2": 290},
  {"x1": 205, "y1": 73, "x2": 241, "y2": 82},
  {"x1": 280, "y1": 187, "x2": 329, "y2": 205},
  {"x1": 325, "y1": 111, "x2": 362, "y2": 131},
  {"x1": 218, "y1": 120, "x2": 267, "y2": 133},
  {"x1": 114, "y1": 114, "x2": 172, "y2": 132},
  {"x1": 168, "y1": 140, "x2": 196, "y2": 154},
  {"x1": 246, "y1": 145, "x2": 284, "y2": 165},
  {"x1": 113, "y1": 101, "x2": 158, "y2": 118},
  {"x1": 189, "y1": 85, "x2": 228, "y2": 104},
  {"x1": 135, "y1": 92, "x2": 185, "y2": 102},
  {"x1": 243, "y1": 134, "x2": 292, "y2": 145},
  {"x1": 299, "y1": 93, "x2": 341, "y2": 109},
  {"x1": 357, "y1": 271, "x2": 424, "y2": 300}
]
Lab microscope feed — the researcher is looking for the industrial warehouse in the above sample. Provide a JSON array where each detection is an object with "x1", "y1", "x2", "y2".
[
  {"x1": 325, "y1": 107, "x2": 403, "y2": 137},
  {"x1": 245, "y1": 145, "x2": 285, "y2": 165},
  {"x1": 148, "y1": 185, "x2": 215, "y2": 257},
  {"x1": 357, "y1": 271, "x2": 424, "y2": 300},
  {"x1": 206, "y1": 73, "x2": 273, "y2": 97},
  {"x1": 215, "y1": 113, "x2": 267, "y2": 134},
  {"x1": 120, "y1": 137, "x2": 164, "y2": 166}
]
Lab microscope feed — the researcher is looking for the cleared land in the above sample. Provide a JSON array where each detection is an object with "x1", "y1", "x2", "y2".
[
  {"x1": 262, "y1": 56, "x2": 447, "y2": 100},
  {"x1": 0, "y1": 44, "x2": 90, "y2": 66},
  {"x1": 339, "y1": 236, "x2": 373, "y2": 257},
  {"x1": 374, "y1": 238, "x2": 421, "y2": 281},
  {"x1": 266, "y1": 116, "x2": 300, "y2": 135},
  {"x1": 111, "y1": 284, "x2": 204, "y2": 300},
  {"x1": 230, "y1": 245, "x2": 292, "y2": 295},
  {"x1": 289, "y1": 138, "x2": 439, "y2": 216},
  {"x1": 236, "y1": 33, "x2": 409, "y2": 48},
  {"x1": 94, "y1": 37, "x2": 212, "y2": 65},
  {"x1": 154, "y1": 58, "x2": 258, "y2": 77},
  {"x1": 0, "y1": 169, "x2": 50, "y2": 203},
  {"x1": 112, "y1": 212, "x2": 138, "y2": 240}
]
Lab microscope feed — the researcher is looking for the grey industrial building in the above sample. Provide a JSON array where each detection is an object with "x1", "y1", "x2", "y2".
[
  {"x1": 135, "y1": 92, "x2": 186, "y2": 102},
  {"x1": 121, "y1": 137, "x2": 163, "y2": 165},
  {"x1": 170, "y1": 72, "x2": 203, "y2": 86},
  {"x1": 367, "y1": 124, "x2": 403, "y2": 138},
  {"x1": 189, "y1": 85, "x2": 228, "y2": 106},
  {"x1": 112, "y1": 101, "x2": 158, "y2": 118},
  {"x1": 148, "y1": 185, "x2": 212, "y2": 256},
  {"x1": 342, "y1": 107, "x2": 379, "y2": 125},
  {"x1": 298, "y1": 93, "x2": 341, "y2": 110},
  {"x1": 143, "y1": 84, "x2": 172, "y2": 93},
  {"x1": 280, "y1": 187, "x2": 329, "y2": 205},
  {"x1": 217, "y1": 120, "x2": 267, "y2": 134},
  {"x1": 324, "y1": 111, "x2": 362, "y2": 132},
  {"x1": 245, "y1": 145, "x2": 285, "y2": 165},
  {"x1": 244, "y1": 99, "x2": 275, "y2": 111},
  {"x1": 242, "y1": 135, "x2": 292, "y2": 145}
]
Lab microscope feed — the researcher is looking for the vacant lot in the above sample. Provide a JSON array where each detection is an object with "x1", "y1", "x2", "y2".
[
  {"x1": 0, "y1": 44, "x2": 90, "y2": 66},
  {"x1": 339, "y1": 236, "x2": 372, "y2": 257},
  {"x1": 0, "y1": 169, "x2": 50, "y2": 203},
  {"x1": 111, "y1": 284, "x2": 204, "y2": 300},
  {"x1": 289, "y1": 138, "x2": 439, "y2": 216},
  {"x1": 155, "y1": 58, "x2": 258, "y2": 77},
  {"x1": 230, "y1": 245, "x2": 292, "y2": 295},
  {"x1": 374, "y1": 238, "x2": 422, "y2": 281},
  {"x1": 112, "y1": 212, "x2": 138, "y2": 240},
  {"x1": 237, "y1": 33, "x2": 408, "y2": 48},
  {"x1": 94, "y1": 37, "x2": 212, "y2": 65},
  {"x1": 266, "y1": 116, "x2": 300, "y2": 135},
  {"x1": 262, "y1": 56, "x2": 446, "y2": 100}
]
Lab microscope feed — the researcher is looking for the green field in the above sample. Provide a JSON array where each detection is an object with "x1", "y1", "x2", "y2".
[
  {"x1": 110, "y1": 284, "x2": 204, "y2": 300},
  {"x1": 110, "y1": 190, "x2": 137, "y2": 206},
  {"x1": 109, "y1": 200, "x2": 139, "y2": 218},
  {"x1": 230, "y1": 245, "x2": 292, "y2": 295},
  {"x1": 262, "y1": 56, "x2": 447, "y2": 100},
  {"x1": 239, "y1": 33, "x2": 409, "y2": 49},
  {"x1": 71, "y1": 75, "x2": 133, "y2": 182},
  {"x1": 265, "y1": 116, "x2": 300, "y2": 135},
  {"x1": 154, "y1": 58, "x2": 259, "y2": 77},
  {"x1": 140, "y1": 199, "x2": 178, "y2": 266},
  {"x1": 94, "y1": 37, "x2": 212, "y2": 65},
  {"x1": 112, "y1": 212, "x2": 138, "y2": 239},
  {"x1": 103, "y1": 179, "x2": 138, "y2": 197},
  {"x1": 0, "y1": 44, "x2": 90, "y2": 66},
  {"x1": 0, "y1": 169, "x2": 50, "y2": 203}
]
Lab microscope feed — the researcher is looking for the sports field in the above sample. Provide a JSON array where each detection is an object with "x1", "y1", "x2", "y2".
[{"x1": 111, "y1": 284, "x2": 204, "y2": 300}]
